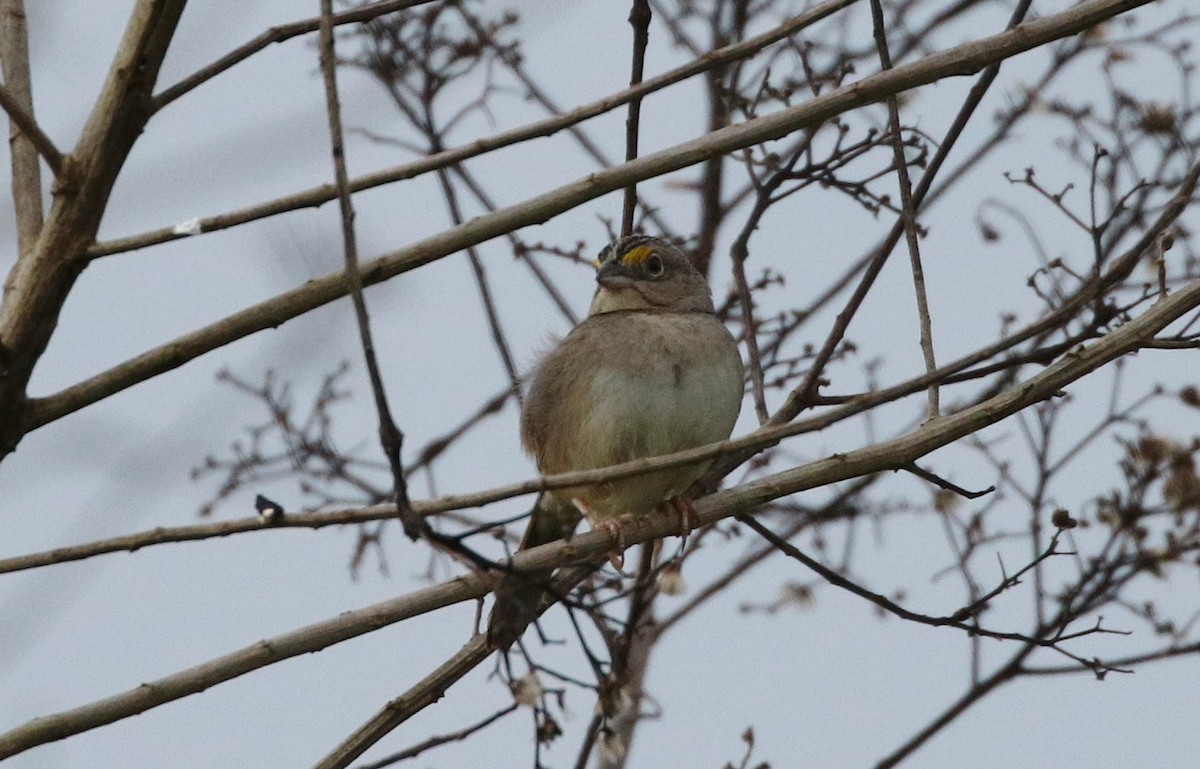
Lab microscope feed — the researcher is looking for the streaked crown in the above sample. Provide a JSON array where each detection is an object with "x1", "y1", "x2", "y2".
[{"x1": 594, "y1": 234, "x2": 673, "y2": 270}]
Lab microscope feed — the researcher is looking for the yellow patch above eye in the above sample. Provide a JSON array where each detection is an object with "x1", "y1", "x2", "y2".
[{"x1": 621, "y1": 245, "x2": 654, "y2": 266}]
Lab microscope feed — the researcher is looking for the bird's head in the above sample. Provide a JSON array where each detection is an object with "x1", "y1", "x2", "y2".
[{"x1": 588, "y1": 235, "x2": 715, "y2": 316}]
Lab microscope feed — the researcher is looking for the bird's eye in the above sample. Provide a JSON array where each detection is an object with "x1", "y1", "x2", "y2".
[{"x1": 646, "y1": 254, "x2": 664, "y2": 277}]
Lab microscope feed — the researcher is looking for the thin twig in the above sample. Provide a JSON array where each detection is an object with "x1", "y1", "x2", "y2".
[
  {"x1": 731, "y1": 250, "x2": 770, "y2": 423},
  {"x1": 431, "y1": 164, "x2": 524, "y2": 409},
  {"x1": 622, "y1": 0, "x2": 652, "y2": 237},
  {"x1": 736, "y1": 514, "x2": 1069, "y2": 641},
  {"x1": 455, "y1": 2, "x2": 674, "y2": 241},
  {"x1": 1020, "y1": 641, "x2": 1200, "y2": 676},
  {"x1": 903, "y1": 462, "x2": 995, "y2": 499},
  {"x1": 767, "y1": 0, "x2": 1039, "y2": 428},
  {"x1": 449, "y1": 166, "x2": 579, "y2": 325},
  {"x1": 317, "y1": 0, "x2": 418, "y2": 537},
  {"x1": 151, "y1": 0, "x2": 439, "y2": 111},
  {"x1": 573, "y1": 714, "x2": 606, "y2": 769},
  {"x1": 729, "y1": 138, "x2": 816, "y2": 423},
  {"x1": 352, "y1": 703, "x2": 519, "y2": 769},
  {"x1": 868, "y1": 0, "x2": 939, "y2": 417}
]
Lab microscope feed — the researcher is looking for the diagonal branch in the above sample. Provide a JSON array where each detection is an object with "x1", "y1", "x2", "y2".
[
  {"x1": 151, "y1": 0, "x2": 439, "y2": 111},
  {"x1": 21, "y1": 0, "x2": 1154, "y2": 452},
  {"x1": 313, "y1": 636, "x2": 494, "y2": 769},
  {"x1": 94, "y1": 0, "x2": 860, "y2": 259},
  {"x1": 352, "y1": 702, "x2": 519, "y2": 769},
  {"x1": 0, "y1": 79, "x2": 61, "y2": 176},
  {"x1": 874, "y1": 649, "x2": 1031, "y2": 769}
]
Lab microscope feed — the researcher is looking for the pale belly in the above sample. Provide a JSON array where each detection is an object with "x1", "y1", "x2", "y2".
[{"x1": 557, "y1": 320, "x2": 742, "y2": 519}]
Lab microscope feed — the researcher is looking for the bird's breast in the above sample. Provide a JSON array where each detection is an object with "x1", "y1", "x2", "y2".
[{"x1": 572, "y1": 313, "x2": 743, "y2": 469}]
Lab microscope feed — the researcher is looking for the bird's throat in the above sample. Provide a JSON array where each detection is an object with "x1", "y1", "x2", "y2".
[{"x1": 589, "y1": 285, "x2": 655, "y2": 315}]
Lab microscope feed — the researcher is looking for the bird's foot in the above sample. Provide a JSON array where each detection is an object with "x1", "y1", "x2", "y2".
[
  {"x1": 595, "y1": 518, "x2": 630, "y2": 574},
  {"x1": 659, "y1": 495, "x2": 699, "y2": 537}
]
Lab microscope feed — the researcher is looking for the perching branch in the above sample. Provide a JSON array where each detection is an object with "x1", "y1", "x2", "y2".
[
  {"x1": 5, "y1": 266, "x2": 1197, "y2": 758},
  {"x1": 7, "y1": 166, "x2": 1195, "y2": 578}
]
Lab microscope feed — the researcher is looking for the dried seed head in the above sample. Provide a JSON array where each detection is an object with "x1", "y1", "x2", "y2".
[
  {"x1": 1051, "y1": 508, "x2": 1078, "y2": 529},
  {"x1": 1138, "y1": 103, "x2": 1178, "y2": 135},
  {"x1": 511, "y1": 673, "x2": 542, "y2": 707}
]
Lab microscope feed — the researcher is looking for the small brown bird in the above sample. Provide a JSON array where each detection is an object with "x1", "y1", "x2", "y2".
[{"x1": 487, "y1": 234, "x2": 744, "y2": 650}]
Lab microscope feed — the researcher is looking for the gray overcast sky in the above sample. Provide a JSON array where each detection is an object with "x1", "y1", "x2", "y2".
[{"x1": 2, "y1": 1, "x2": 1198, "y2": 768}]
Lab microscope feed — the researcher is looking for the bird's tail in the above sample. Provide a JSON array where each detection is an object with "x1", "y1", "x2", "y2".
[{"x1": 486, "y1": 494, "x2": 580, "y2": 650}]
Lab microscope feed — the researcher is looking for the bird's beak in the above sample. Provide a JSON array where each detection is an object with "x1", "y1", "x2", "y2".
[
  {"x1": 595, "y1": 261, "x2": 633, "y2": 292},
  {"x1": 597, "y1": 275, "x2": 633, "y2": 292}
]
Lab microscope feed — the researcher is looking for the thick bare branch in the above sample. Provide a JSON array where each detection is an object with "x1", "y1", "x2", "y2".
[{"x1": 0, "y1": 0, "x2": 187, "y2": 460}]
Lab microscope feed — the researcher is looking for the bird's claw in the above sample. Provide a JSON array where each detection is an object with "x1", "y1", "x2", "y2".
[
  {"x1": 596, "y1": 518, "x2": 630, "y2": 575},
  {"x1": 660, "y1": 495, "x2": 699, "y2": 536}
]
